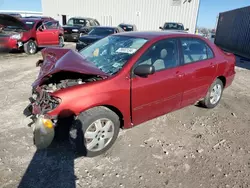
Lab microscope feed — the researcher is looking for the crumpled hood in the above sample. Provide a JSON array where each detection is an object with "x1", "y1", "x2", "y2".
[
  {"x1": 32, "y1": 47, "x2": 109, "y2": 88},
  {"x1": 0, "y1": 14, "x2": 28, "y2": 30}
]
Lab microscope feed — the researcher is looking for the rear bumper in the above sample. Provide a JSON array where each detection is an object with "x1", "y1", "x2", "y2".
[{"x1": 64, "y1": 33, "x2": 79, "y2": 41}]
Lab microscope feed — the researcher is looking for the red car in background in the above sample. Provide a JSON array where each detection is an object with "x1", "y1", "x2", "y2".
[
  {"x1": 24, "y1": 31, "x2": 235, "y2": 157},
  {"x1": 0, "y1": 14, "x2": 64, "y2": 54}
]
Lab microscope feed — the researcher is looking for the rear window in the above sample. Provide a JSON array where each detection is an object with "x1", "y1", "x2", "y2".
[
  {"x1": 163, "y1": 23, "x2": 184, "y2": 30},
  {"x1": 119, "y1": 25, "x2": 134, "y2": 31}
]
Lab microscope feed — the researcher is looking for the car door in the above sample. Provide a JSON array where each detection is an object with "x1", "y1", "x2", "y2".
[
  {"x1": 36, "y1": 21, "x2": 59, "y2": 46},
  {"x1": 131, "y1": 38, "x2": 184, "y2": 125},
  {"x1": 179, "y1": 37, "x2": 217, "y2": 107}
]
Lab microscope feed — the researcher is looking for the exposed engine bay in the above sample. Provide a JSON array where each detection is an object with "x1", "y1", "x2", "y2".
[{"x1": 40, "y1": 71, "x2": 103, "y2": 93}]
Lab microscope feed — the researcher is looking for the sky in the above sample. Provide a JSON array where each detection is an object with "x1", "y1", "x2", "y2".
[{"x1": 0, "y1": 0, "x2": 249, "y2": 29}]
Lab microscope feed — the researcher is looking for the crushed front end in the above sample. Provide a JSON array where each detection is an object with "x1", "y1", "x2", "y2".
[
  {"x1": 23, "y1": 86, "x2": 61, "y2": 149},
  {"x1": 23, "y1": 47, "x2": 108, "y2": 149}
]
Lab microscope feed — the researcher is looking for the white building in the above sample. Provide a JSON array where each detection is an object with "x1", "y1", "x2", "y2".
[
  {"x1": 42, "y1": 0, "x2": 200, "y2": 34},
  {"x1": 0, "y1": 10, "x2": 42, "y2": 17}
]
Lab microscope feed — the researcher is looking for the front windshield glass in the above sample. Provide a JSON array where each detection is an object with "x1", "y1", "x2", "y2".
[
  {"x1": 88, "y1": 28, "x2": 114, "y2": 36},
  {"x1": 79, "y1": 35, "x2": 148, "y2": 75},
  {"x1": 163, "y1": 23, "x2": 184, "y2": 30},
  {"x1": 67, "y1": 18, "x2": 86, "y2": 26},
  {"x1": 22, "y1": 21, "x2": 35, "y2": 29}
]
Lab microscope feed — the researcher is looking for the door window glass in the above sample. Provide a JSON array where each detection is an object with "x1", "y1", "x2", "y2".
[
  {"x1": 180, "y1": 38, "x2": 214, "y2": 64},
  {"x1": 44, "y1": 21, "x2": 59, "y2": 29},
  {"x1": 137, "y1": 39, "x2": 179, "y2": 71}
]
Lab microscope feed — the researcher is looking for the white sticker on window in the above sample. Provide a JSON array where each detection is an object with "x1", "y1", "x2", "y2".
[
  {"x1": 112, "y1": 62, "x2": 120, "y2": 68},
  {"x1": 116, "y1": 48, "x2": 137, "y2": 54},
  {"x1": 25, "y1": 22, "x2": 33, "y2": 24}
]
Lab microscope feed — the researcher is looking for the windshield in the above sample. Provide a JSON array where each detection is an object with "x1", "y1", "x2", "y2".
[
  {"x1": 79, "y1": 35, "x2": 148, "y2": 75},
  {"x1": 163, "y1": 23, "x2": 184, "y2": 30},
  {"x1": 67, "y1": 18, "x2": 86, "y2": 26},
  {"x1": 22, "y1": 20, "x2": 35, "y2": 29},
  {"x1": 88, "y1": 28, "x2": 114, "y2": 36},
  {"x1": 119, "y1": 25, "x2": 133, "y2": 31}
]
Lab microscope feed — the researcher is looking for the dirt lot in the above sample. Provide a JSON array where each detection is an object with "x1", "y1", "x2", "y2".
[{"x1": 0, "y1": 43, "x2": 250, "y2": 188}]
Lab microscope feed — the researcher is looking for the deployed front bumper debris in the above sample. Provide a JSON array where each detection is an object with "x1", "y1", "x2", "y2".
[{"x1": 33, "y1": 115, "x2": 55, "y2": 149}]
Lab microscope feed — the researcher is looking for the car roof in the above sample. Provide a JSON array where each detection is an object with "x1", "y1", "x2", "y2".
[
  {"x1": 114, "y1": 31, "x2": 195, "y2": 40},
  {"x1": 70, "y1": 17, "x2": 95, "y2": 20},
  {"x1": 21, "y1": 17, "x2": 54, "y2": 22},
  {"x1": 119, "y1": 23, "x2": 135, "y2": 26}
]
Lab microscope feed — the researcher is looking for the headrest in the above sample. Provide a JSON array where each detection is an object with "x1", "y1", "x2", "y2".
[{"x1": 160, "y1": 49, "x2": 167, "y2": 59}]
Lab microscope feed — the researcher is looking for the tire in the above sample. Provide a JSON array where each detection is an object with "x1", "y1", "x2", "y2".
[
  {"x1": 69, "y1": 106, "x2": 120, "y2": 157},
  {"x1": 59, "y1": 36, "x2": 64, "y2": 47},
  {"x1": 201, "y1": 79, "x2": 224, "y2": 109},
  {"x1": 24, "y1": 40, "x2": 37, "y2": 55}
]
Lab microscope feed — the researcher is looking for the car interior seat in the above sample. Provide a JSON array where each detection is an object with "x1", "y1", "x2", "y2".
[{"x1": 188, "y1": 43, "x2": 207, "y2": 62}]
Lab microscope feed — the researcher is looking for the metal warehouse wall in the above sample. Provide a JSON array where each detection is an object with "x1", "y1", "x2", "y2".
[{"x1": 42, "y1": 0, "x2": 200, "y2": 33}]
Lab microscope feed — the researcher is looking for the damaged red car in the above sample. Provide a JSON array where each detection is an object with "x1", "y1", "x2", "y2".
[
  {"x1": 24, "y1": 31, "x2": 236, "y2": 157},
  {"x1": 0, "y1": 14, "x2": 64, "y2": 54}
]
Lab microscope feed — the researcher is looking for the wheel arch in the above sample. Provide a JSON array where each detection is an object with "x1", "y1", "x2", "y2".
[
  {"x1": 24, "y1": 37, "x2": 36, "y2": 43},
  {"x1": 217, "y1": 76, "x2": 226, "y2": 87}
]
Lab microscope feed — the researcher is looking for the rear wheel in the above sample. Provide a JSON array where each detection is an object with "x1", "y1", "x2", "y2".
[
  {"x1": 24, "y1": 40, "x2": 37, "y2": 55},
  {"x1": 69, "y1": 106, "x2": 120, "y2": 157},
  {"x1": 201, "y1": 79, "x2": 224, "y2": 108}
]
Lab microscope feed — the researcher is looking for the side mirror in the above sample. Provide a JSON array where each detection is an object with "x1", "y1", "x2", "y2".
[
  {"x1": 38, "y1": 27, "x2": 44, "y2": 32},
  {"x1": 159, "y1": 26, "x2": 163, "y2": 30},
  {"x1": 185, "y1": 28, "x2": 189, "y2": 31},
  {"x1": 134, "y1": 64, "x2": 155, "y2": 77}
]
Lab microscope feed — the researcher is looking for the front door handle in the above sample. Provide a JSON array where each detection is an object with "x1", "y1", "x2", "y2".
[
  {"x1": 210, "y1": 62, "x2": 215, "y2": 68},
  {"x1": 176, "y1": 71, "x2": 184, "y2": 78},
  {"x1": 178, "y1": 74, "x2": 184, "y2": 78}
]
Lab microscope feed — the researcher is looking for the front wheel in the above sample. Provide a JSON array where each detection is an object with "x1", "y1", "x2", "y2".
[
  {"x1": 24, "y1": 40, "x2": 37, "y2": 55},
  {"x1": 201, "y1": 79, "x2": 224, "y2": 108},
  {"x1": 69, "y1": 107, "x2": 120, "y2": 157}
]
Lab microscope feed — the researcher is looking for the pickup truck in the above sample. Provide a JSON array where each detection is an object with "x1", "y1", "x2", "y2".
[{"x1": 159, "y1": 22, "x2": 189, "y2": 32}]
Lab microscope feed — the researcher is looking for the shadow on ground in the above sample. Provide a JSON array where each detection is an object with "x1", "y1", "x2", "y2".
[
  {"x1": 18, "y1": 141, "x2": 77, "y2": 188},
  {"x1": 236, "y1": 56, "x2": 250, "y2": 70},
  {"x1": 18, "y1": 111, "x2": 86, "y2": 188}
]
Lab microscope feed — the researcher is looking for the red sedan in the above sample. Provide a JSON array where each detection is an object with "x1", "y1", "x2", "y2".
[{"x1": 24, "y1": 31, "x2": 236, "y2": 157}]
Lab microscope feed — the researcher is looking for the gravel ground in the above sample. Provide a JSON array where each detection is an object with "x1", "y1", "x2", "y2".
[{"x1": 0, "y1": 43, "x2": 250, "y2": 188}]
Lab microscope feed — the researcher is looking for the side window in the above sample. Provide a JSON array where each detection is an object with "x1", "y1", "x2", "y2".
[
  {"x1": 180, "y1": 38, "x2": 213, "y2": 64},
  {"x1": 44, "y1": 21, "x2": 59, "y2": 29},
  {"x1": 117, "y1": 27, "x2": 124, "y2": 32},
  {"x1": 67, "y1": 18, "x2": 73, "y2": 25},
  {"x1": 85, "y1": 20, "x2": 91, "y2": 27},
  {"x1": 89, "y1": 20, "x2": 95, "y2": 26},
  {"x1": 94, "y1": 20, "x2": 100, "y2": 26},
  {"x1": 206, "y1": 44, "x2": 214, "y2": 59},
  {"x1": 114, "y1": 29, "x2": 119, "y2": 33},
  {"x1": 136, "y1": 39, "x2": 179, "y2": 71}
]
